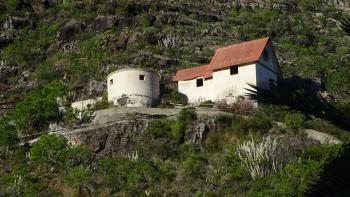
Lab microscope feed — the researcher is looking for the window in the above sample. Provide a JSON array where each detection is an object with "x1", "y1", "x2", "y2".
[
  {"x1": 139, "y1": 75, "x2": 145, "y2": 80},
  {"x1": 196, "y1": 78, "x2": 203, "y2": 87},
  {"x1": 109, "y1": 79, "x2": 113, "y2": 86},
  {"x1": 230, "y1": 66, "x2": 238, "y2": 75}
]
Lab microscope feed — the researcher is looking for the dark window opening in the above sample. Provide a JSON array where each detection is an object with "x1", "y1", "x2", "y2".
[
  {"x1": 139, "y1": 75, "x2": 145, "y2": 80},
  {"x1": 110, "y1": 79, "x2": 113, "y2": 85},
  {"x1": 230, "y1": 66, "x2": 238, "y2": 75},
  {"x1": 196, "y1": 78, "x2": 203, "y2": 87}
]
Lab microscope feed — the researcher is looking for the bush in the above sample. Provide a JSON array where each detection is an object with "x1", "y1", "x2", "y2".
[
  {"x1": 178, "y1": 107, "x2": 197, "y2": 125},
  {"x1": 10, "y1": 81, "x2": 67, "y2": 134},
  {"x1": 160, "y1": 90, "x2": 188, "y2": 107},
  {"x1": 30, "y1": 134, "x2": 68, "y2": 168},
  {"x1": 180, "y1": 153, "x2": 207, "y2": 179},
  {"x1": 65, "y1": 166, "x2": 92, "y2": 190},
  {"x1": 284, "y1": 112, "x2": 306, "y2": 130},
  {"x1": 249, "y1": 160, "x2": 321, "y2": 196},
  {"x1": 0, "y1": 117, "x2": 18, "y2": 148},
  {"x1": 98, "y1": 157, "x2": 131, "y2": 192},
  {"x1": 95, "y1": 94, "x2": 111, "y2": 110},
  {"x1": 65, "y1": 144, "x2": 93, "y2": 168}
]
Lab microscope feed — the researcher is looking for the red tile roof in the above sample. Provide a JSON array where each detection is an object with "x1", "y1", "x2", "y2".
[
  {"x1": 173, "y1": 37, "x2": 270, "y2": 81},
  {"x1": 173, "y1": 64, "x2": 212, "y2": 81}
]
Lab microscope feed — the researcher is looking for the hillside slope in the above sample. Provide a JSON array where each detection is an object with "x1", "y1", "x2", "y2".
[{"x1": 1, "y1": 0, "x2": 350, "y2": 196}]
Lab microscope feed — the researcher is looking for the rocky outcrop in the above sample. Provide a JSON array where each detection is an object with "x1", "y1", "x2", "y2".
[
  {"x1": 65, "y1": 120, "x2": 149, "y2": 155},
  {"x1": 61, "y1": 115, "x2": 216, "y2": 156},
  {"x1": 0, "y1": 33, "x2": 12, "y2": 49},
  {"x1": 90, "y1": 16, "x2": 118, "y2": 32},
  {"x1": 3, "y1": 16, "x2": 32, "y2": 30},
  {"x1": 58, "y1": 20, "x2": 85, "y2": 42}
]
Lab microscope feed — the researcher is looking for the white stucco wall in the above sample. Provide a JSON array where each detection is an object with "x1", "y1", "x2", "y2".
[
  {"x1": 71, "y1": 97, "x2": 102, "y2": 111},
  {"x1": 212, "y1": 64, "x2": 257, "y2": 101},
  {"x1": 178, "y1": 77, "x2": 215, "y2": 104},
  {"x1": 107, "y1": 68, "x2": 160, "y2": 107},
  {"x1": 178, "y1": 64, "x2": 258, "y2": 104}
]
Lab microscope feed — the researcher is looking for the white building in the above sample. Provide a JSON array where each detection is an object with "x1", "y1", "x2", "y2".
[
  {"x1": 107, "y1": 68, "x2": 160, "y2": 107},
  {"x1": 173, "y1": 37, "x2": 281, "y2": 104}
]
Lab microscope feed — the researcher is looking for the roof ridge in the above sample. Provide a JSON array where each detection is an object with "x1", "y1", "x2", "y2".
[{"x1": 215, "y1": 37, "x2": 270, "y2": 51}]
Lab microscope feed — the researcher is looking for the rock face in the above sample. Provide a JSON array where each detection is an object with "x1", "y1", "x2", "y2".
[
  {"x1": 90, "y1": 16, "x2": 118, "y2": 32},
  {"x1": 0, "y1": 33, "x2": 12, "y2": 49},
  {"x1": 59, "y1": 20, "x2": 85, "y2": 42},
  {"x1": 3, "y1": 16, "x2": 32, "y2": 30},
  {"x1": 63, "y1": 118, "x2": 213, "y2": 156}
]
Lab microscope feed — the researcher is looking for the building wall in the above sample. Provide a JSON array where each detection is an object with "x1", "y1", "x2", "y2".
[
  {"x1": 107, "y1": 69, "x2": 160, "y2": 107},
  {"x1": 212, "y1": 63, "x2": 257, "y2": 101},
  {"x1": 178, "y1": 64, "x2": 258, "y2": 104},
  {"x1": 178, "y1": 77, "x2": 215, "y2": 104},
  {"x1": 71, "y1": 97, "x2": 102, "y2": 111}
]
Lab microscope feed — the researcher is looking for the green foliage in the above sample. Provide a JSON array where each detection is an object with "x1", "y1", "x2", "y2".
[
  {"x1": 180, "y1": 153, "x2": 207, "y2": 179},
  {"x1": 5, "y1": 0, "x2": 21, "y2": 12},
  {"x1": 298, "y1": 0, "x2": 324, "y2": 11},
  {"x1": 284, "y1": 112, "x2": 306, "y2": 130},
  {"x1": 65, "y1": 144, "x2": 93, "y2": 168},
  {"x1": 0, "y1": 165, "x2": 57, "y2": 196},
  {"x1": 98, "y1": 157, "x2": 131, "y2": 191},
  {"x1": 10, "y1": 81, "x2": 66, "y2": 134},
  {"x1": 65, "y1": 166, "x2": 91, "y2": 189},
  {"x1": 249, "y1": 160, "x2": 321, "y2": 197},
  {"x1": 63, "y1": 105, "x2": 95, "y2": 128},
  {"x1": 0, "y1": 116, "x2": 18, "y2": 148},
  {"x1": 140, "y1": 12, "x2": 151, "y2": 27},
  {"x1": 98, "y1": 157, "x2": 164, "y2": 195},
  {"x1": 95, "y1": 94, "x2": 111, "y2": 110},
  {"x1": 30, "y1": 134, "x2": 68, "y2": 168},
  {"x1": 160, "y1": 90, "x2": 189, "y2": 106},
  {"x1": 178, "y1": 107, "x2": 197, "y2": 125}
]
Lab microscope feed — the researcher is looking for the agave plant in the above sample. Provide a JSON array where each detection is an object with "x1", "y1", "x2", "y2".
[
  {"x1": 245, "y1": 76, "x2": 350, "y2": 196},
  {"x1": 340, "y1": 16, "x2": 350, "y2": 36}
]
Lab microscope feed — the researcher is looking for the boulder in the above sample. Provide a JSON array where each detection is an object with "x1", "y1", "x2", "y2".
[
  {"x1": 115, "y1": 33, "x2": 129, "y2": 50},
  {"x1": 90, "y1": 16, "x2": 118, "y2": 32},
  {"x1": 127, "y1": 32, "x2": 142, "y2": 45},
  {"x1": 58, "y1": 20, "x2": 85, "y2": 42},
  {"x1": 186, "y1": 122, "x2": 209, "y2": 144},
  {"x1": 87, "y1": 80, "x2": 106, "y2": 97},
  {"x1": 0, "y1": 61, "x2": 18, "y2": 80},
  {"x1": 3, "y1": 16, "x2": 32, "y2": 30},
  {"x1": 0, "y1": 33, "x2": 12, "y2": 49}
]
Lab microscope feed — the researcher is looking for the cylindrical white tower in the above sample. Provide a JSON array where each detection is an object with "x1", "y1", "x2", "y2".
[{"x1": 107, "y1": 68, "x2": 160, "y2": 107}]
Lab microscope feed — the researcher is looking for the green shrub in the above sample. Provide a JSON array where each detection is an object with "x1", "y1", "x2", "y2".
[
  {"x1": 95, "y1": 94, "x2": 111, "y2": 110},
  {"x1": 30, "y1": 134, "x2": 68, "y2": 168},
  {"x1": 65, "y1": 144, "x2": 93, "y2": 168},
  {"x1": 284, "y1": 112, "x2": 306, "y2": 130},
  {"x1": 65, "y1": 166, "x2": 92, "y2": 190},
  {"x1": 5, "y1": 0, "x2": 21, "y2": 12},
  {"x1": 180, "y1": 153, "x2": 207, "y2": 179},
  {"x1": 98, "y1": 157, "x2": 131, "y2": 192},
  {"x1": 160, "y1": 90, "x2": 188, "y2": 106},
  {"x1": 178, "y1": 107, "x2": 197, "y2": 125},
  {"x1": 11, "y1": 81, "x2": 67, "y2": 134},
  {"x1": 147, "y1": 120, "x2": 173, "y2": 139},
  {"x1": 249, "y1": 160, "x2": 321, "y2": 197},
  {"x1": 0, "y1": 116, "x2": 18, "y2": 148}
]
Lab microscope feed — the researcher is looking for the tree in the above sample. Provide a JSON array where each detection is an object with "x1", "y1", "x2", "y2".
[{"x1": 10, "y1": 81, "x2": 67, "y2": 134}]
